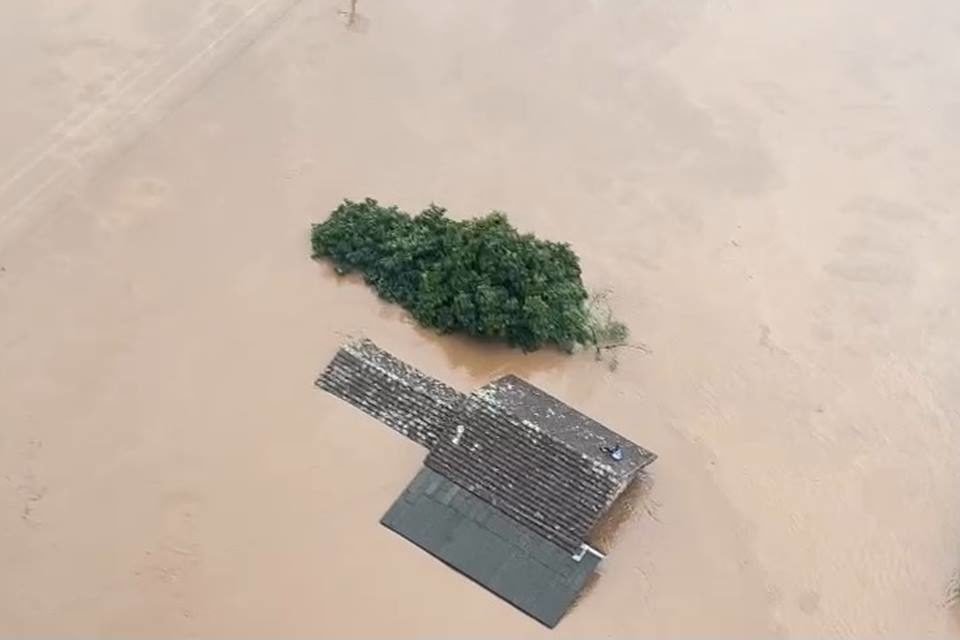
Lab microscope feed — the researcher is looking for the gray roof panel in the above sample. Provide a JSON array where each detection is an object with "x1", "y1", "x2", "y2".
[{"x1": 381, "y1": 467, "x2": 601, "y2": 628}]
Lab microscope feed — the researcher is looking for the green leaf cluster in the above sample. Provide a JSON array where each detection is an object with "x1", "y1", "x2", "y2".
[{"x1": 311, "y1": 199, "x2": 606, "y2": 351}]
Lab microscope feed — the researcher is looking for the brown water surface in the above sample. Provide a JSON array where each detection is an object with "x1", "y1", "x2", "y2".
[{"x1": 2, "y1": 0, "x2": 960, "y2": 637}]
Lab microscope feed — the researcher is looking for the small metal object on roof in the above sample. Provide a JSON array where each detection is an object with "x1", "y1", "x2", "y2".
[{"x1": 315, "y1": 339, "x2": 657, "y2": 627}]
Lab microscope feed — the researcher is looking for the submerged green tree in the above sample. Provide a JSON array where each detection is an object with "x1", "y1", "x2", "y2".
[{"x1": 311, "y1": 198, "x2": 628, "y2": 352}]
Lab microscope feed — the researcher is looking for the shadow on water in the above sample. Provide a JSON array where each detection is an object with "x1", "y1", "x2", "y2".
[
  {"x1": 566, "y1": 473, "x2": 657, "y2": 619},
  {"x1": 588, "y1": 471, "x2": 658, "y2": 554},
  {"x1": 313, "y1": 258, "x2": 574, "y2": 380},
  {"x1": 413, "y1": 323, "x2": 571, "y2": 382}
]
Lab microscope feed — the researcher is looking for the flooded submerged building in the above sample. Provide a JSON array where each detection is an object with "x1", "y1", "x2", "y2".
[{"x1": 316, "y1": 339, "x2": 656, "y2": 627}]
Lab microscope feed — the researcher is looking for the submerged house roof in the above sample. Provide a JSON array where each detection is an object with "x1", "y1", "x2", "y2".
[{"x1": 316, "y1": 339, "x2": 656, "y2": 627}]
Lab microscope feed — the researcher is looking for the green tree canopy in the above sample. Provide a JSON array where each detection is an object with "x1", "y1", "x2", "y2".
[{"x1": 311, "y1": 199, "x2": 623, "y2": 351}]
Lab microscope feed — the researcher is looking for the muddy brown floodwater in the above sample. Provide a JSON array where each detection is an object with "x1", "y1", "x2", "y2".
[{"x1": 2, "y1": 0, "x2": 960, "y2": 637}]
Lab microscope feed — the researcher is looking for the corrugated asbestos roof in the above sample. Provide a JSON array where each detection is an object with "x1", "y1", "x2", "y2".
[
  {"x1": 315, "y1": 339, "x2": 657, "y2": 626},
  {"x1": 426, "y1": 395, "x2": 621, "y2": 553},
  {"x1": 477, "y1": 374, "x2": 657, "y2": 485},
  {"x1": 315, "y1": 339, "x2": 465, "y2": 449}
]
